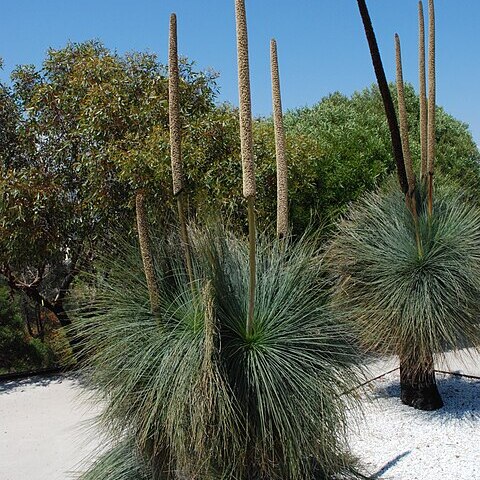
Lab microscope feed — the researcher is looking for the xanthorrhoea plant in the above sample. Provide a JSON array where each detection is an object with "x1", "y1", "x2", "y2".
[
  {"x1": 75, "y1": 4, "x2": 367, "y2": 478},
  {"x1": 74, "y1": 224, "x2": 366, "y2": 479},
  {"x1": 329, "y1": 0, "x2": 480, "y2": 411},
  {"x1": 270, "y1": 38, "x2": 289, "y2": 239},
  {"x1": 327, "y1": 180, "x2": 480, "y2": 410}
]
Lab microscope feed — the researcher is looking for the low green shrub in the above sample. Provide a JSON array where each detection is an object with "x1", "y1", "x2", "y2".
[
  {"x1": 0, "y1": 287, "x2": 56, "y2": 373},
  {"x1": 73, "y1": 226, "x2": 365, "y2": 479}
]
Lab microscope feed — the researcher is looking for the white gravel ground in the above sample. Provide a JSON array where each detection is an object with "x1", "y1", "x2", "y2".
[
  {"x1": 0, "y1": 350, "x2": 479, "y2": 480},
  {"x1": 349, "y1": 354, "x2": 480, "y2": 480},
  {"x1": 0, "y1": 375, "x2": 102, "y2": 480}
]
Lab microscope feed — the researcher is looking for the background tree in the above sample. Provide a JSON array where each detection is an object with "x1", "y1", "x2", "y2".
[
  {"x1": 1, "y1": 42, "x2": 478, "y2": 358},
  {"x1": 0, "y1": 42, "x2": 218, "y2": 333}
]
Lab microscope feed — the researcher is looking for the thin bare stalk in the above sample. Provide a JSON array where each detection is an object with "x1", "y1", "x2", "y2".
[
  {"x1": 247, "y1": 196, "x2": 256, "y2": 334},
  {"x1": 235, "y1": 0, "x2": 256, "y2": 336},
  {"x1": 169, "y1": 13, "x2": 194, "y2": 284},
  {"x1": 427, "y1": 0, "x2": 436, "y2": 217},
  {"x1": 356, "y1": 0, "x2": 408, "y2": 195},
  {"x1": 395, "y1": 34, "x2": 415, "y2": 196},
  {"x1": 270, "y1": 39, "x2": 288, "y2": 239},
  {"x1": 135, "y1": 191, "x2": 160, "y2": 313},
  {"x1": 418, "y1": 1, "x2": 428, "y2": 182},
  {"x1": 396, "y1": 34, "x2": 423, "y2": 258}
]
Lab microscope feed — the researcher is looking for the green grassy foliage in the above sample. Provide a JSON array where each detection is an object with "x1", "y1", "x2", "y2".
[
  {"x1": 326, "y1": 177, "x2": 480, "y2": 368},
  {"x1": 0, "y1": 286, "x2": 56, "y2": 373},
  {"x1": 73, "y1": 226, "x2": 365, "y2": 479}
]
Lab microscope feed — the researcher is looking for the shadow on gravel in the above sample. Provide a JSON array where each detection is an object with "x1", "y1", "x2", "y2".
[
  {"x1": 375, "y1": 373, "x2": 480, "y2": 420},
  {"x1": 370, "y1": 450, "x2": 411, "y2": 478},
  {"x1": 0, "y1": 374, "x2": 66, "y2": 395}
]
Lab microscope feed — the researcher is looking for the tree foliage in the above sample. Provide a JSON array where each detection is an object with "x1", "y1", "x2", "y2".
[
  {"x1": 1, "y1": 42, "x2": 478, "y2": 333},
  {"x1": 0, "y1": 285, "x2": 55, "y2": 373},
  {"x1": 0, "y1": 41, "x2": 219, "y2": 328}
]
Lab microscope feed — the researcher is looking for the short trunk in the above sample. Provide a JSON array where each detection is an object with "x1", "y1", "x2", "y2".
[{"x1": 399, "y1": 353, "x2": 443, "y2": 411}]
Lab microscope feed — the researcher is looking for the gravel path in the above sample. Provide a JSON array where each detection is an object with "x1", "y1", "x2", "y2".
[
  {"x1": 349, "y1": 369, "x2": 480, "y2": 480},
  {"x1": 0, "y1": 375, "x2": 102, "y2": 480},
  {"x1": 1, "y1": 351, "x2": 479, "y2": 480}
]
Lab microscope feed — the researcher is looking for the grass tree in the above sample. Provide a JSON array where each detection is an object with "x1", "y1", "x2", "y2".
[
  {"x1": 74, "y1": 3, "x2": 366, "y2": 479},
  {"x1": 328, "y1": 0, "x2": 480, "y2": 411}
]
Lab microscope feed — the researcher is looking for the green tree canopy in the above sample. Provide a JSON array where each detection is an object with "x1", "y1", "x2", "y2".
[
  {"x1": 1, "y1": 42, "x2": 478, "y2": 330},
  {"x1": 0, "y1": 41, "x2": 219, "y2": 328}
]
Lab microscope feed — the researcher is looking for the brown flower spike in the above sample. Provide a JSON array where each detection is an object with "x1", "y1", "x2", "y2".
[
  {"x1": 418, "y1": 1, "x2": 428, "y2": 181},
  {"x1": 270, "y1": 39, "x2": 289, "y2": 239}
]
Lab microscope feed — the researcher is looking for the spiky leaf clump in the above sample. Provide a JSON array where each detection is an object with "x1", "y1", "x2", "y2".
[
  {"x1": 78, "y1": 437, "x2": 151, "y2": 480},
  {"x1": 202, "y1": 230, "x2": 364, "y2": 479},
  {"x1": 326, "y1": 179, "x2": 480, "y2": 367},
  {"x1": 73, "y1": 227, "x2": 365, "y2": 479},
  {"x1": 73, "y1": 233, "x2": 237, "y2": 478}
]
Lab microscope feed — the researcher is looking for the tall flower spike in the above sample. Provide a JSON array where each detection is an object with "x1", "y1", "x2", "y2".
[
  {"x1": 396, "y1": 34, "x2": 423, "y2": 258},
  {"x1": 169, "y1": 13, "x2": 183, "y2": 197},
  {"x1": 169, "y1": 13, "x2": 193, "y2": 283},
  {"x1": 235, "y1": 0, "x2": 256, "y2": 200},
  {"x1": 356, "y1": 0, "x2": 408, "y2": 195},
  {"x1": 270, "y1": 39, "x2": 288, "y2": 239},
  {"x1": 427, "y1": 0, "x2": 436, "y2": 216},
  {"x1": 235, "y1": 0, "x2": 256, "y2": 335},
  {"x1": 418, "y1": 1, "x2": 428, "y2": 181},
  {"x1": 135, "y1": 191, "x2": 160, "y2": 313},
  {"x1": 395, "y1": 34, "x2": 416, "y2": 195}
]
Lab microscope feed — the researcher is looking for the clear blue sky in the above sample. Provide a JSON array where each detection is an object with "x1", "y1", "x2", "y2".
[{"x1": 1, "y1": 1, "x2": 479, "y2": 144}]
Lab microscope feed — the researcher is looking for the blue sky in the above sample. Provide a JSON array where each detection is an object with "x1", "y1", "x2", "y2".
[{"x1": 1, "y1": 1, "x2": 479, "y2": 144}]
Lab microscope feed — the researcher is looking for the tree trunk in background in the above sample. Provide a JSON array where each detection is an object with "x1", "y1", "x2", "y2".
[{"x1": 399, "y1": 352, "x2": 443, "y2": 411}]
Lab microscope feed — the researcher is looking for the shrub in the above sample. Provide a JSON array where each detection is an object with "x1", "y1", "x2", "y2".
[
  {"x1": 73, "y1": 227, "x2": 365, "y2": 479},
  {"x1": 0, "y1": 286, "x2": 56, "y2": 373},
  {"x1": 326, "y1": 177, "x2": 480, "y2": 409}
]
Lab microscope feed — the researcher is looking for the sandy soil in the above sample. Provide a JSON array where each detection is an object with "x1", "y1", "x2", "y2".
[
  {"x1": 0, "y1": 348, "x2": 478, "y2": 480},
  {"x1": 0, "y1": 375, "x2": 103, "y2": 480}
]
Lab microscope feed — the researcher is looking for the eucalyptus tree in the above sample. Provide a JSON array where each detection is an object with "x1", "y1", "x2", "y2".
[{"x1": 0, "y1": 42, "x2": 218, "y2": 332}]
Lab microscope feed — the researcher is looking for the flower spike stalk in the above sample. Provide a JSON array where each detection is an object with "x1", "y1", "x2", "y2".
[
  {"x1": 270, "y1": 39, "x2": 289, "y2": 240},
  {"x1": 418, "y1": 1, "x2": 428, "y2": 182},
  {"x1": 169, "y1": 13, "x2": 194, "y2": 284},
  {"x1": 235, "y1": 0, "x2": 256, "y2": 336},
  {"x1": 395, "y1": 34, "x2": 423, "y2": 258},
  {"x1": 427, "y1": 0, "x2": 436, "y2": 217},
  {"x1": 395, "y1": 34, "x2": 415, "y2": 197},
  {"x1": 356, "y1": 0, "x2": 408, "y2": 195},
  {"x1": 135, "y1": 190, "x2": 160, "y2": 313}
]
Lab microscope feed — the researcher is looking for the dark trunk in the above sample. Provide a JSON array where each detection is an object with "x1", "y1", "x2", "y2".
[
  {"x1": 399, "y1": 353, "x2": 443, "y2": 411},
  {"x1": 51, "y1": 302, "x2": 72, "y2": 327},
  {"x1": 356, "y1": 0, "x2": 409, "y2": 195}
]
